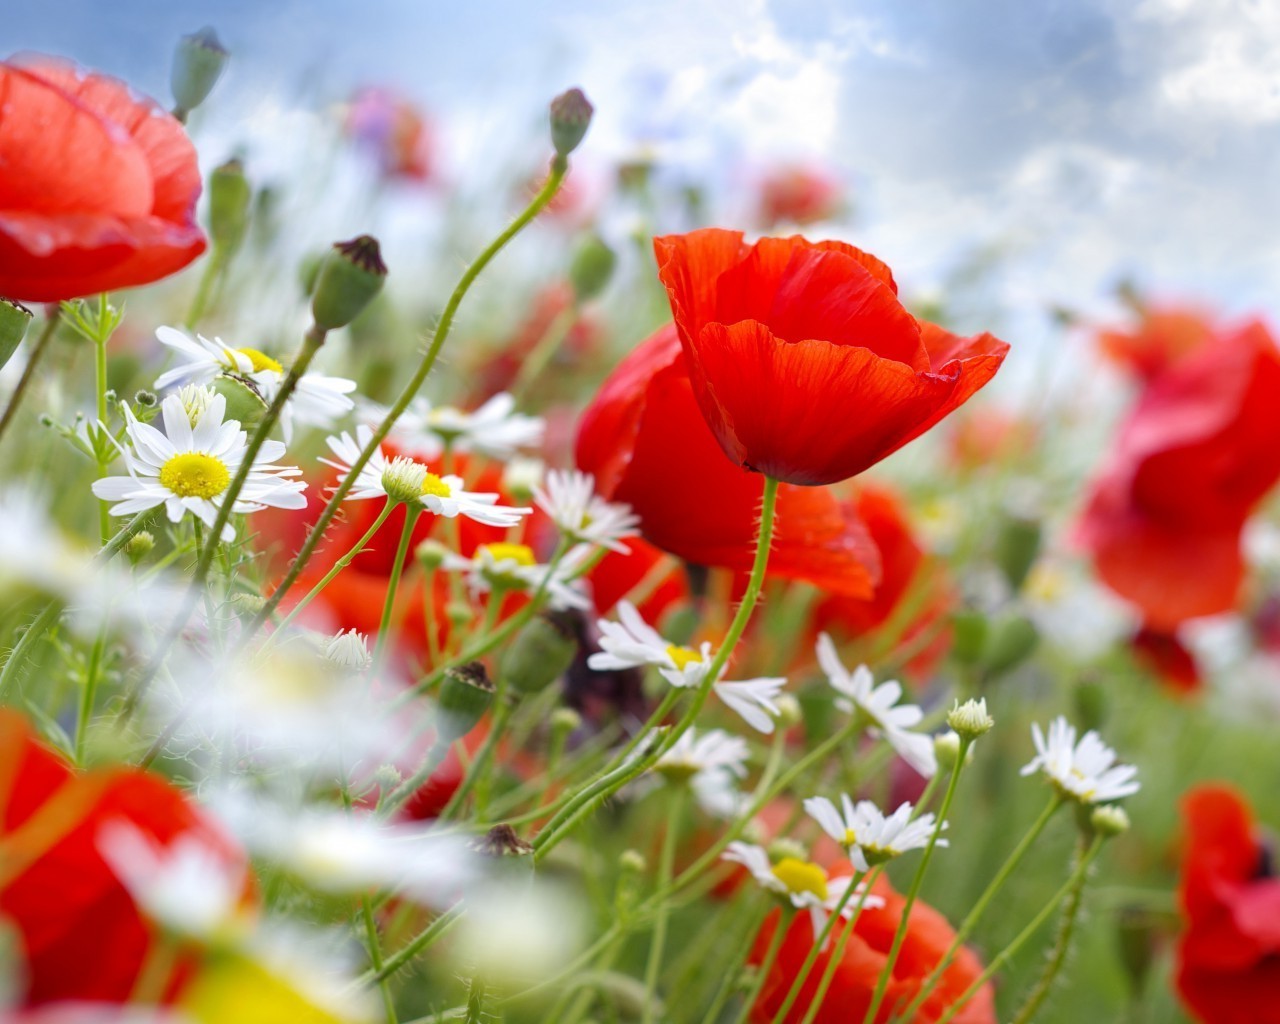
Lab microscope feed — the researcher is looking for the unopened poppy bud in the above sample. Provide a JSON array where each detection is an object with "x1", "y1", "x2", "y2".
[
  {"x1": 766, "y1": 838, "x2": 807, "y2": 864},
  {"x1": 124, "y1": 530, "x2": 155, "y2": 565},
  {"x1": 549, "y1": 87, "x2": 593, "y2": 162},
  {"x1": 1090, "y1": 804, "x2": 1131, "y2": 838},
  {"x1": 950, "y1": 608, "x2": 989, "y2": 666},
  {"x1": 415, "y1": 539, "x2": 449, "y2": 570},
  {"x1": 209, "y1": 158, "x2": 251, "y2": 258},
  {"x1": 947, "y1": 698, "x2": 994, "y2": 740},
  {"x1": 502, "y1": 612, "x2": 579, "y2": 695},
  {"x1": 1115, "y1": 906, "x2": 1156, "y2": 998},
  {"x1": 310, "y1": 236, "x2": 387, "y2": 331},
  {"x1": 995, "y1": 512, "x2": 1043, "y2": 593},
  {"x1": 568, "y1": 233, "x2": 616, "y2": 302},
  {"x1": 171, "y1": 27, "x2": 228, "y2": 119},
  {"x1": 0, "y1": 299, "x2": 32, "y2": 373},
  {"x1": 551, "y1": 706, "x2": 583, "y2": 736},
  {"x1": 437, "y1": 662, "x2": 494, "y2": 742},
  {"x1": 984, "y1": 614, "x2": 1039, "y2": 678},
  {"x1": 210, "y1": 375, "x2": 267, "y2": 429},
  {"x1": 473, "y1": 824, "x2": 534, "y2": 858}
]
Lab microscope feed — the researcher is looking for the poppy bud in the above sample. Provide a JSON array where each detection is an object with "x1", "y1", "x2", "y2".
[
  {"x1": 437, "y1": 662, "x2": 494, "y2": 742},
  {"x1": 415, "y1": 539, "x2": 448, "y2": 571},
  {"x1": 549, "y1": 87, "x2": 593, "y2": 162},
  {"x1": 950, "y1": 608, "x2": 989, "y2": 666},
  {"x1": 124, "y1": 530, "x2": 155, "y2": 565},
  {"x1": 0, "y1": 299, "x2": 32, "y2": 373},
  {"x1": 984, "y1": 614, "x2": 1039, "y2": 678},
  {"x1": 170, "y1": 27, "x2": 228, "y2": 120},
  {"x1": 310, "y1": 236, "x2": 387, "y2": 331},
  {"x1": 995, "y1": 512, "x2": 1043, "y2": 593},
  {"x1": 502, "y1": 612, "x2": 578, "y2": 695},
  {"x1": 210, "y1": 375, "x2": 268, "y2": 430},
  {"x1": 568, "y1": 233, "x2": 616, "y2": 302},
  {"x1": 209, "y1": 158, "x2": 251, "y2": 258}
]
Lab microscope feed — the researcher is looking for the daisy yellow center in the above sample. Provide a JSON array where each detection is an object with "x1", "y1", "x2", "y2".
[
  {"x1": 235, "y1": 347, "x2": 284, "y2": 374},
  {"x1": 666, "y1": 644, "x2": 703, "y2": 671},
  {"x1": 771, "y1": 858, "x2": 829, "y2": 901},
  {"x1": 420, "y1": 473, "x2": 452, "y2": 498},
  {"x1": 158, "y1": 452, "x2": 230, "y2": 499},
  {"x1": 482, "y1": 543, "x2": 536, "y2": 566},
  {"x1": 842, "y1": 828, "x2": 858, "y2": 847}
]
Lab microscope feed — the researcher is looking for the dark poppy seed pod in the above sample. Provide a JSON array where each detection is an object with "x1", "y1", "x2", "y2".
[
  {"x1": 549, "y1": 88, "x2": 594, "y2": 160},
  {"x1": 502, "y1": 612, "x2": 579, "y2": 695},
  {"x1": 436, "y1": 662, "x2": 494, "y2": 743},
  {"x1": 310, "y1": 236, "x2": 387, "y2": 331},
  {"x1": 0, "y1": 299, "x2": 33, "y2": 373},
  {"x1": 171, "y1": 27, "x2": 228, "y2": 119}
]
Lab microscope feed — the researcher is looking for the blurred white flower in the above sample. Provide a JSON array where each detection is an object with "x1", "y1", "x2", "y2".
[
  {"x1": 442, "y1": 542, "x2": 589, "y2": 611},
  {"x1": 534, "y1": 468, "x2": 638, "y2": 553},
  {"x1": 92, "y1": 390, "x2": 306, "y2": 543},
  {"x1": 449, "y1": 879, "x2": 586, "y2": 988},
  {"x1": 1021, "y1": 716, "x2": 1141, "y2": 804},
  {"x1": 817, "y1": 634, "x2": 936, "y2": 777},
  {"x1": 652, "y1": 727, "x2": 749, "y2": 816},
  {"x1": 804, "y1": 796, "x2": 945, "y2": 872},
  {"x1": 365, "y1": 391, "x2": 543, "y2": 460}
]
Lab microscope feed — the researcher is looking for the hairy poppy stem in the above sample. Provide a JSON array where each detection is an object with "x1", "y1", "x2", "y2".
[
  {"x1": 0, "y1": 306, "x2": 58, "y2": 447},
  {"x1": 641, "y1": 784, "x2": 685, "y2": 1024}
]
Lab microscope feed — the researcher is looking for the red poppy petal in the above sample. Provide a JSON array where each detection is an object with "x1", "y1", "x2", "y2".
[{"x1": 653, "y1": 228, "x2": 747, "y2": 352}]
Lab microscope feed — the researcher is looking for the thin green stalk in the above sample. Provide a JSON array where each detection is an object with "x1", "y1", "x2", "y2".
[
  {"x1": 373, "y1": 504, "x2": 423, "y2": 670},
  {"x1": 641, "y1": 785, "x2": 685, "y2": 1024},
  {"x1": 730, "y1": 907, "x2": 793, "y2": 1024},
  {"x1": 0, "y1": 307, "x2": 59, "y2": 446},
  {"x1": 185, "y1": 253, "x2": 224, "y2": 328},
  {"x1": 247, "y1": 163, "x2": 568, "y2": 641},
  {"x1": 934, "y1": 837, "x2": 1106, "y2": 1024},
  {"x1": 799, "y1": 871, "x2": 884, "y2": 1024},
  {"x1": 701, "y1": 899, "x2": 771, "y2": 1023},
  {"x1": 509, "y1": 300, "x2": 578, "y2": 401},
  {"x1": 889, "y1": 794, "x2": 1064, "y2": 1024},
  {"x1": 362, "y1": 895, "x2": 399, "y2": 1024},
  {"x1": 862, "y1": 738, "x2": 972, "y2": 1024},
  {"x1": 435, "y1": 697, "x2": 513, "y2": 821},
  {"x1": 362, "y1": 905, "x2": 464, "y2": 985}
]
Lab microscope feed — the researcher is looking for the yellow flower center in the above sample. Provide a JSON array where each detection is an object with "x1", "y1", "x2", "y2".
[
  {"x1": 481, "y1": 543, "x2": 536, "y2": 566},
  {"x1": 235, "y1": 347, "x2": 284, "y2": 374},
  {"x1": 666, "y1": 644, "x2": 704, "y2": 671},
  {"x1": 842, "y1": 828, "x2": 858, "y2": 847},
  {"x1": 420, "y1": 472, "x2": 452, "y2": 498},
  {"x1": 158, "y1": 452, "x2": 230, "y2": 499},
  {"x1": 770, "y1": 858, "x2": 829, "y2": 901}
]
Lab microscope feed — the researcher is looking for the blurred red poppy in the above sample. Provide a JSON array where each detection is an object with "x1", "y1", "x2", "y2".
[
  {"x1": 1097, "y1": 306, "x2": 1215, "y2": 381},
  {"x1": 1131, "y1": 626, "x2": 1202, "y2": 693},
  {"x1": 758, "y1": 165, "x2": 845, "y2": 228},
  {"x1": 652, "y1": 229, "x2": 1008, "y2": 486},
  {"x1": 1078, "y1": 322, "x2": 1280, "y2": 630},
  {"x1": 748, "y1": 871, "x2": 995, "y2": 1023},
  {"x1": 576, "y1": 324, "x2": 880, "y2": 597},
  {"x1": 0, "y1": 56, "x2": 206, "y2": 302},
  {"x1": 0, "y1": 710, "x2": 245, "y2": 1006},
  {"x1": 345, "y1": 86, "x2": 434, "y2": 182},
  {"x1": 1176, "y1": 784, "x2": 1280, "y2": 1024}
]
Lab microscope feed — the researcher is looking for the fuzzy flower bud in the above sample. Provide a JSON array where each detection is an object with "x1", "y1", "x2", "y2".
[
  {"x1": 1090, "y1": 804, "x2": 1131, "y2": 838},
  {"x1": 947, "y1": 698, "x2": 994, "y2": 741},
  {"x1": 322, "y1": 629, "x2": 371, "y2": 671},
  {"x1": 209, "y1": 158, "x2": 251, "y2": 257},
  {"x1": 170, "y1": 27, "x2": 228, "y2": 119},
  {"x1": 124, "y1": 531, "x2": 155, "y2": 565},
  {"x1": 0, "y1": 299, "x2": 32, "y2": 372},
  {"x1": 618, "y1": 849, "x2": 647, "y2": 875},
  {"x1": 210, "y1": 375, "x2": 267, "y2": 428},
  {"x1": 985, "y1": 614, "x2": 1040, "y2": 677},
  {"x1": 380, "y1": 456, "x2": 428, "y2": 505},
  {"x1": 549, "y1": 87, "x2": 593, "y2": 161},
  {"x1": 311, "y1": 235, "x2": 387, "y2": 331}
]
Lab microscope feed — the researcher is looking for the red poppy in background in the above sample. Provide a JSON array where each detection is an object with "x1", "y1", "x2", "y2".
[
  {"x1": 1131, "y1": 626, "x2": 1202, "y2": 694},
  {"x1": 1097, "y1": 305, "x2": 1215, "y2": 381},
  {"x1": 576, "y1": 324, "x2": 880, "y2": 597},
  {"x1": 1176, "y1": 784, "x2": 1280, "y2": 1024},
  {"x1": 812, "y1": 483, "x2": 955, "y2": 682},
  {"x1": 0, "y1": 710, "x2": 245, "y2": 1006},
  {"x1": 345, "y1": 86, "x2": 434, "y2": 182},
  {"x1": 652, "y1": 229, "x2": 1009, "y2": 486},
  {"x1": 748, "y1": 871, "x2": 995, "y2": 1023},
  {"x1": 0, "y1": 56, "x2": 206, "y2": 302},
  {"x1": 758, "y1": 165, "x2": 845, "y2": 228},
  {"x1": 1077, "y1": 322, "x2": 1280, "y2": 630},
  {"x1": 946, "y1": 407, "x2": 1036, "y2": 473}
]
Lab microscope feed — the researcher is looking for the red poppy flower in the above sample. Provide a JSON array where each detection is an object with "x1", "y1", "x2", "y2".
[
  {"x1": 1176, "y1": 784, "x2": 1280, "y2": 1024},
  {"x1": 748, "y1": 872, "x2": 995, "y2": 1023},
  {"x1": 652, "y1": 229, "x2": 1009, "y2": 486},
  {"x1": 1097, "y1": 306, "x2": 1216, "y2": 381},
  {"x1": 758, "y1": 165, "x2": 845, "y2": 228},
  {"x1": 576, "y1": 324, "x2": 880, "y2": 597},
  {"x1": 1131, "y1": 626, "x2": 1202, "y2": 693},
  {"x1": 0, "y1": 710, "x2": 245, "y2": 1006},
  {"x1": 811, "y1": 483, "x2": 955, "y2": 682},
  {"x1": 0, "y1": 56, "x2": 206, "y2": 302},
  {"x1": 1077, "y1": 322, "x2": 1280, "y2": 630}
]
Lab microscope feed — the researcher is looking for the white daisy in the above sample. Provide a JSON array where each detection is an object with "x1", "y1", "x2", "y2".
[
  {"x1": 364, "y1": 391, "x2": 543, "y2": 460},
  {"x1": 153, "y1": 325, "x2": 356, "y2": 441},
  {"x1": 722, "y1": 841, "x2": 883, "y2": 936},
  {"x1": 442, "y1": 542, "x2": 589, "y2": 611},
  {"x1": 321, "y1": 628, "x2": 371, "y2": 670},
  {"x1": 653, "y1": 727, "x2": 749, "y2": 818},
  {"x1": 1021, "y1": 717, "x2": 1141, "y2": 805},
  {"x1": 92, "y1": 389, "x2": 306, "y2": 542},
  {"x1": 97, "y1": 819, "x2": 251, "y2": 941},
  {"x1": 320, "y1": 425, "x2": 531, "y2": 527},
  {"x1": 816, "y1": 634, "x2": 936, "y2": 777},
  {"x1": 534, "y1": 468, "x2": 639, "y2": 554},
  {"x1": 804, "y1": 796, "x2": 946, "y2": 872}
]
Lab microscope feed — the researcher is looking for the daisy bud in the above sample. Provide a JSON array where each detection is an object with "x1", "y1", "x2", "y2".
[
  {"x1": 0, "y1": 298, "x2": 32, "y2": 372},
  {"x1": 551, "y1": 706, "x2": 583, "y2": 737},
  {"x1": 995, "y1": 511, "x2": 1043, "y2": 593},
  {"x1": 774, "y1": 693, "x2": 803, "y2": 729},
  {"x1": 415, "y1": 538, "x2": 449, "y2": 571},
  {"x1": 380, "y1": 455, "x2": 428, "y2": 505},
  {"x1": 619, "y1": 849, "x2": 647, "y2": 875},
  {"x1": 170, "y1": 27, "x2": 228, "y2": 120},
  {"x1": 934, "y1": 730, "x2": 974, "y2": 771},
  {"x1": 947, "y1": 698, "x2": 994, "y2": 740},
  {"x1": 502, "y1": 612, "x2": 579, "y2": 695},
  {"x1": 209, "y1": 158, "x2": 251, "y2": 258},
  {"x1": 950, "y1": 608, "x2": 989, "y2": 666},
  {"x1": 1090, "y1": 804, "x2": 1131, "y2": 838},
  {"x1": 766, "y1": 837, "x2": 807, "y2": 865},
  {"x1": 568, "y1": 233, "x2": 616, "y2": 302},
  {"x1": 985, "y1": 614, "x2": 1040, "y2": 677},
  {"x1": 502, "y1": 456, "x2": 545, "y2": 502},
  {"x1": 310, "y1": 235, "x2": 387, "y2": 332},
  {"x1": 124, "y1": 530, "x2": 155, "y2": 565},
  {"x1": 437, "y1": 662, "x2": 494, "y2": 742},
  {"x1": 549, "y1": 87, "x2": 593, "y2": 162},
  {"x1": 372, "y1": 763, "x2": 403, "y2": 791}
]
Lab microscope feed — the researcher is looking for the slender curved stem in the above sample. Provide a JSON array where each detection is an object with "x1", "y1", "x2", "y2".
[
  {"x1": 372, "y1": 504, "x2": 422, "y2": 671},
  {"x1": 0, "y1": 307, "x2": 59, "y2": 447},
  {"x1": 768, "y1": 873, "x2": 867, "y2": 1024},
  {"x1": 799, "y1": 875, "x2": 884, "y2": 1024},
  {"x1": 730, "y1": 907, "x2": 793, "y2": 1024},
  {"x1": 641, "y1": 785, "x2": 685, "y2": 1024}
]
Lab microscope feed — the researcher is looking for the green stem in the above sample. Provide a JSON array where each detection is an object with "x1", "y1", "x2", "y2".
[
  {"x1": 362, "y1": 895, "x2": 399, "y2": 1024},
  {"x1": 0, "y1": 307, "x2": 59, "y2": 446},
  {"x1": 641, "y1": 785, "x2": 685, "y2": 1024},
  {"x1": 362, "y1": 905, "x2": 464, "y2": 985},
  {"x1": 509, "y1": 300, "x2": 578, "y2": 401},
  {"x1": 463, "y1": 976, "x2": 486, "y2": 1024},
  {"x1": 435, "y1": 697, "x2": 513, "y2": 821},
  {"x1": 701, "y1": 898, "x2": 771, "y2": 1023},
  {"x1": 373, "y1": 504, "x2": 423, "y2": 670},
  {"x1": 934, "y1": 837, "x2": 1106, "y2": 1024},
  {"x1": 799, "y1": 874, "x2": 884, "y2": 1024},
  {"x1": 730, "y1": 907, "x2": 793, "y2": 1024},
  {"x1": 889, "y1": 794, "x2": 1063, "y2": 1024},
  {"x1": 247, "y1": 163, "x2": 568, "y2": 641},
  {"x1": 862, "y1": 739, "x2": 971, "y2": 1024}
]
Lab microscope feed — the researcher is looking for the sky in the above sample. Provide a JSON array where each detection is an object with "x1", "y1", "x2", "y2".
[{"x1": 8, "y1": 0, "x2": 1280, "y2": 353}]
